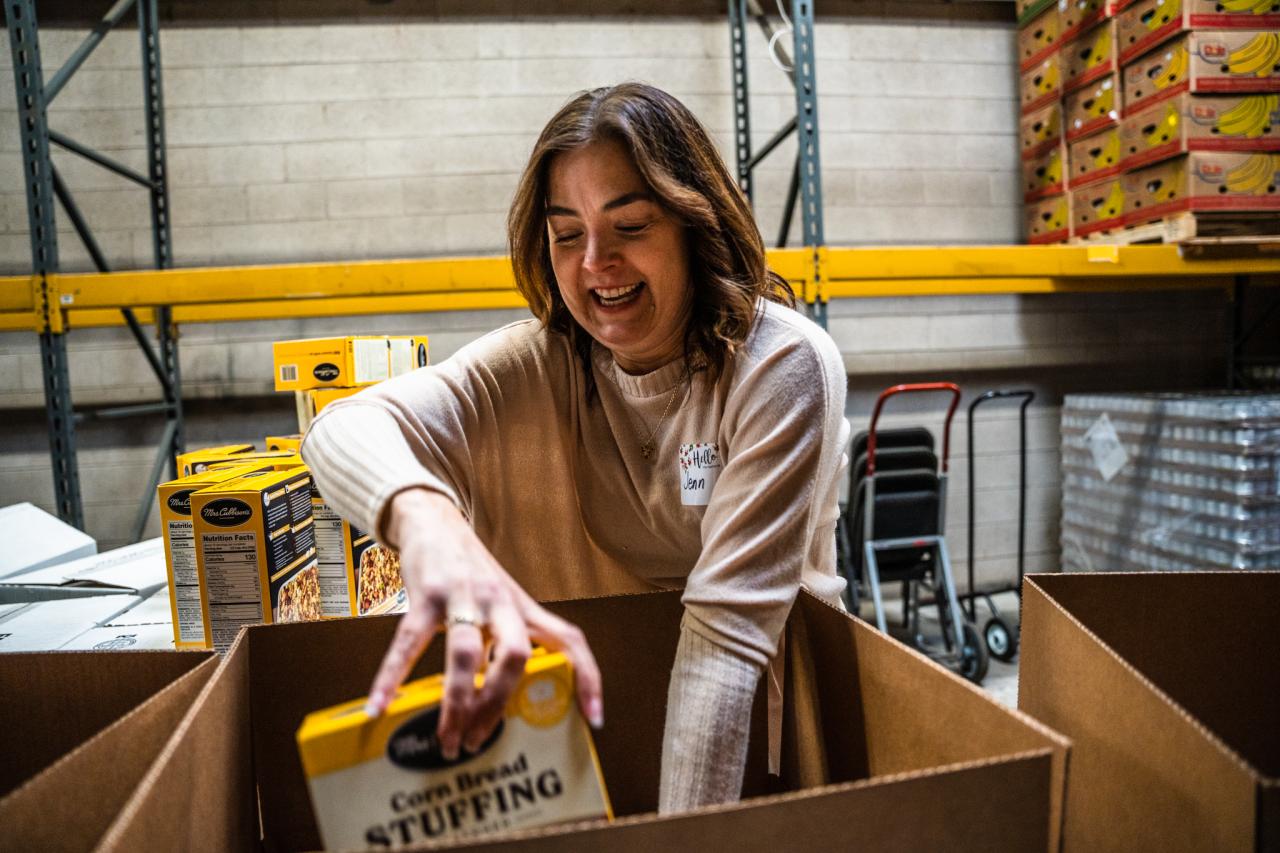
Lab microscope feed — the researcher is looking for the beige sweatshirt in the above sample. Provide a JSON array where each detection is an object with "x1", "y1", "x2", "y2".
[{"x1": 301, "y1": 299, "x2": 849, "y2": 807}]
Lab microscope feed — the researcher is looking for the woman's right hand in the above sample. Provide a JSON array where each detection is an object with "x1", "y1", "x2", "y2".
[{"x1": 368, "y1": 487, "x2": 603, "y2": 760}]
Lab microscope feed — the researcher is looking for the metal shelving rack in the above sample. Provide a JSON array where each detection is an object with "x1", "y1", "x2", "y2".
[{"x1": 5, "y1": 0, "x2": 178, "y2": 538}]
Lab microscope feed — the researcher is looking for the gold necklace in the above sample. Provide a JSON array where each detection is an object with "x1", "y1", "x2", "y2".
[{"x1": 616, "y1": 369, "x2": 688, "y2": 460}]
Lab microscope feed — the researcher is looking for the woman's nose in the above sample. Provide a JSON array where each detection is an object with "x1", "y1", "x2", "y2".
[{"x1": 582, "y1": 233, "x2": 619, "y2": 273}]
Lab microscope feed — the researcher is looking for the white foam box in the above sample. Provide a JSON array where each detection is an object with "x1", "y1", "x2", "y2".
[
  {"x1": 0, "y1": 538, "x2": 168, "y2": 605},
  {"x1": 0, "y1": 502, "x2": 97, "y2": 580}
]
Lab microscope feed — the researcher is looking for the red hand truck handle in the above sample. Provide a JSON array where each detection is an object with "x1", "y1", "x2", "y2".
[{"x1": 866, "y1": 382, "x2": 962, "y2": 476}]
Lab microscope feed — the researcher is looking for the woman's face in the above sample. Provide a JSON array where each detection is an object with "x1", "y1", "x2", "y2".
[{"x1": 546, "y1": 139, "x2": 692, "y2": 375}]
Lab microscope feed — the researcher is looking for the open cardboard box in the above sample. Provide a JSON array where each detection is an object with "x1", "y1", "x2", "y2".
[
  {"x1": 1020, "y1": 572, "x2": 1279, "y2": 852},
  {"x1": 103, "y1": 590, "x2": 1069, "y2": 852},
  {"x1": 0, "y1": 649, "x2": 216, "y2": 850}
]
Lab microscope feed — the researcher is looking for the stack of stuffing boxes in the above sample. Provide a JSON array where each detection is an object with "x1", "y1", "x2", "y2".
[{"x1": 1021, "y1": 0, "x2": 1280, "y2": 242}]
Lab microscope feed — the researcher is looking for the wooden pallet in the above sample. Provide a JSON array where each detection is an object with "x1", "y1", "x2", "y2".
[{"x1": 1071, "y1": 212, "x2": 1280, "y2": 256}]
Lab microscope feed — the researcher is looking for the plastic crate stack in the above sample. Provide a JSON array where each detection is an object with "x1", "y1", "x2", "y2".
[{"x1": 1060, "y1": 392, "x2": 1280, "y2": 572}]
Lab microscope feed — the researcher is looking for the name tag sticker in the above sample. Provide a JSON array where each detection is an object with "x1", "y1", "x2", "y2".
[{"x1": 679, "y1": 442, "x2": 721, "y2": 506}]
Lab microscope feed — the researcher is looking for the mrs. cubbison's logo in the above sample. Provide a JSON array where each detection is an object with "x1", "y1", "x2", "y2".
[
  {"x1": 313, "y1": 362, "x2": 340, "y2": 382},
  {"x1": 167, "y1": 489, "x2": 195, "y2": 516},
  {"x1": 387, "y1": 708, "x2": 503, "y2": 771},
  {"x1": 201, "y1": 498, "x2": 253, "y2": 527}
]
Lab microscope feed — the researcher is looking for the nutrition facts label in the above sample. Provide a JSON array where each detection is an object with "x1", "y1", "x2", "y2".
[
  {"x1": 201, "y1": 531, "x2": 263, "y2": 652},
  {"x1": 312, "y1": 500, "x2": 352, "y2": 618},
  {"x1": 166, "y1": 519, "x2": 206, "y2": 644}
]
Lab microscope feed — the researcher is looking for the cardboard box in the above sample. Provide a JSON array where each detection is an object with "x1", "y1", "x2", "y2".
[
  {"x1": 1027, "y1": 194, "x2": 1074, "y2": 242},
  {"x1": 1024, "y1": 142, "x2": 1069, "y2": 201},
  {"x1": 1021, "y1": 51, "x2": 1065, "y2": 115},
  {"x1": 1019, "y1": 3, "x2": 1062, "y2": 71},
  {"x1": 1068, "y1": 125, "x2": 1126, "y2": 187},
  {"x1": 273, "y1": 335, "x2": 427, "y2": 393},
  {"x1": 0, "y1": 651, "x2": 216, "y2": 850},
  {"x1": 1020, "y1": 572, "x2": 1279, "y2": 852},
  {"x1": 60, "y1": 621, "x2": 177, "y2": 651},
  {"x1": 1062, "y1": 19, "x2": 1118, "y2": 93},
  {"x1": 176, "y1": 443, "x2": 255, "y2": 478},
  {"x1": 266, "y1": 434, "x2": 303, "y2": 452},
  {"x1": 0, "y1": 595, "x2": 141, "y2": 652},
  {"x1": 194, "y1": 449, "x2": 302, "y2": 475},
  {"x1": 1120, "y1": 93, "x2": 1280, "y2": 171},
  {"x1": 0, "y1": 501, "x2": 96, "y2": 580},
  {"x1": 1122, "y1": 151, "x2": 1280, "y2": 227},
  {"x1": 296, "y1": 385, "x2": 365, "y2": 433},
  {"x1": 1065, "y1": 73, "x2": 1122, "y2": 141},
  {"x1": 192, "y1": 468, "x2": 322, "y2": 652},
  {"x1": 106, "y1": 590, "x2": 1070, "y2": 852},
  {"x1": 0, "y1": 537, "x2": 168, "y2": 605},
  {"x1": 0, "y1": 648, "x2": 213, "y2": 797},
  {"x1": 1071, "y1": 177, "x2": 1127, "y2": 237},
  {"x1": 158, "y1": 464, "x2": 276, "y2": 649},
  {"x1": 1124, "y1": 32, "x2": 1280, "y2": 117},
  {"x1": 1115, "y1": 0, "x2": 1280, "y2": 66},
  {"x1": 1059, "y1": 0, "x2": 1112, "y2": 42},
  {"x1": 1022, "y1": 101, "x2": 1065, "y2": 160}
]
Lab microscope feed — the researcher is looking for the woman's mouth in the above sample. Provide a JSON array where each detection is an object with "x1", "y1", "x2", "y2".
[{"x1": 592, "y1": 282, "x2": 645, "y2": 308}]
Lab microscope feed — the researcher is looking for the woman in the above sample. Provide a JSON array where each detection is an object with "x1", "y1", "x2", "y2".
[{"x1": 301, "y1": 82, "x2": 849, "y2": 814}]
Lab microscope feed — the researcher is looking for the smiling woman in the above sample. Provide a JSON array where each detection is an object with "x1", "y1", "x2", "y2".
[{"x1": 300, "y1": 82, "x2": 850, "y2": 817}]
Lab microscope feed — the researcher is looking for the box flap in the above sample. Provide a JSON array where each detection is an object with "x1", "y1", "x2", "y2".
[
  {"x1": 1021, "y1": 575, "x2": 1259, "y2": 851},
  {"x1": 60, "y1": 622, "x2": 176, "y2": 651},
  {"x1": 98, "y1": 634, "x2": 258, "y2": 852},
  {"x1": 0, "y1": 595, "x2": 141, "y2": 652},
  {"x1": 0, "y1": 648, "x2": 212, "y2": 796},
  {"x1": 1031, "y1": 572, "x2": 1279, "y2": 779},
  {"x1": 0, "y1": 538, "x2": 167, "y2": 600},
  {"x1": 0, "y1": 502, "x2": 97, "y2": 580},
  {"x1": 0, "y1": 655, "x2": 216, "y2": 851}
]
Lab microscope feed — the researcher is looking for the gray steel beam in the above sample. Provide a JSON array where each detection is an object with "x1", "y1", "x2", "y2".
[
  {"x1": 49, "y1": 129, "x2": 157, "y2": 190},
  {"x1": 791, "y1": 0, "x2": 826, "y2": 325},
  {"x1": 7, "y1": 0, "x2": 84, "y2": 528},
  {"x1": 43, "y1": 0, "x2": 135, "y2": 103},
  {"x1": 729, "y1": 0, "x2": 752, "y2": 204}
]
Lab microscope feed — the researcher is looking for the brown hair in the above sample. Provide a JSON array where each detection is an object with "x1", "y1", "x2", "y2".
[{"x1": 508, "y1": 82, "x2": 794, "y2": 393}]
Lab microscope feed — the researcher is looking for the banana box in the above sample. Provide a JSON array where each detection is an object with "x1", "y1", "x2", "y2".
[
  {"x1": 176, "y1": 443, "x2": 254, "y2": 478},
  {"x1": 1121, "y1": 93, "x2": 1280, "y2": 171},
  {"x1": 1063, "y1": 19, "x2": 1119, "y2": 93},
  {"x1": 1116, "y1": 0, "x2": 1280, "y2": 67},
  {"x1": 1021, "y1": 101, "x2": 1064, "y2": 160},
  {"x1": 192, "y1": 467, "x2": 322, "y2": 653},
  {"x1": 1123, "y1": 151, "x2": 1280, "y2": 227},
  {"x1": 1026, "y1": 193, "x2": 1073, "y2": 243},
  {"x1": 309, "y1": 483, "x2": 406, "y2": 618},
  {"x1": 200, "y1": 450, "x2": 303, "y2": 474},
  {"x1": 296, "y1": 386, "x2": 365, "y2": 433},
  {"x1": 1065, "y1": 74, "x2": 1122, "y2": 140},
  {"x1": 1019, "y1": 0, "x2": 1058, "y2": 26},
  {"x1": 1059, "y1": 0, "x2": 1112, "y2": 42},
  {"x1": 1019, "y1": 3, "x2": 1061, "y2": 72},
  {"x1": 296, "y1": 650, "x2": 611, "y2": 849},
  {"x1": 1069, "y1": 125, "x2": 1125, "y2": 187},
  {"x1": 266, "y1": 434, "x2": 303, "y2": 452},
  {"x1": 1070, "y1": 177, "x2": 1127, "y2": 238},
  {"x1": 1124, "y1": 32, "x2": 1280, "y2": 117},
  {"x1": 1023, "y1": 141, "x2": 1068, "y2": 201},
  {"x1": 1021, "y1": 51, "x2": 1064, "y2": 115},
  {"x1": 158, "y1": 463, "x2": 275, "y2": 650}
]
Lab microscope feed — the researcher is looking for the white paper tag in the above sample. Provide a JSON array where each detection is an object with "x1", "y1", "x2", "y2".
[
  {"x1": 1083, "y1": 412, "x2": 1129, "y2": 482},
  {"x1": 679, "y1": 442, "x2": 721, "y2": 506}
]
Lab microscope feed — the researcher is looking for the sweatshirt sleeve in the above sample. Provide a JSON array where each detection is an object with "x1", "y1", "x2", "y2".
[{"x1": 680, "y1": 320, "x2": 848, "y2": 666}]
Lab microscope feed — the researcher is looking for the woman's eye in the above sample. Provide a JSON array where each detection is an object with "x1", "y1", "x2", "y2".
[
  {"x1": 552, "y1": 232, "x2": 581, "y2": 245},
  {"x1": 617, "y1": 222, "x2": 650, "y2": 235}
]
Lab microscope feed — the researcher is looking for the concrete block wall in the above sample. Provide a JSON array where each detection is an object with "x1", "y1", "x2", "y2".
[{"x1": 0, "y1": 9, "x2": 1231, "y2": 572}]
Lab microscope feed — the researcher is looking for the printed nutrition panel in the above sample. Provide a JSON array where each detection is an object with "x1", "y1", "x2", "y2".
[
  {"x1": 202, "y1": 532, "x2": 264, "y2": 648},
  {"x1": 312, "y1": 501, "x2": 353, "y2": 617},
  {"x1": 166, "y1": 519, "x2": 206, "y2": 643}
]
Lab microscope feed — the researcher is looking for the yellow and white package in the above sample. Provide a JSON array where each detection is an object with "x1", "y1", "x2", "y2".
[
  {"x1": 175, "y1": 443, "x2": 254, "y2": 478},
  {"x1": 295, "y1": 386, "x2": 365, "y2": 433},
  {"x1": 296, "y1": 651, "x2": 611, "y2": 849},
  {"x1": 201, "y1": 450, "x2": 303, "y2": 473},
  {"x1": 157, "y1": 463, "x2": 273, "y2": 649},
  {"x1": 274, "y1": 335, "x2": 428, "y2": 393},
  {"x1": 191, "y1": 467, "x2": 321, "y2": 652},
  {"x1": 265, "y1": 434, "x2": 303, "y2": 452},
  {"x1": 310, "y1": 483, "x2": 406, "y2": 617}
]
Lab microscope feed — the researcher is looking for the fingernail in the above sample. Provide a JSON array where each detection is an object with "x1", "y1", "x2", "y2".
[
  {"x1": 364, "y1": 699, "x2": 382, "y2": 718},
  {"x1": 588, "y1": 698, "x2": 604, "y2": 729},
  {"x1": 442, "y1": 739, "x2": 459, "y2": 762},
  {"x1": 464, "y1": 734, "x2": 483, "y2": 754}
]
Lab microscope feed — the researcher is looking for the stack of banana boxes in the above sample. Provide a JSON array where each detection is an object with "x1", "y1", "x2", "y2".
[
  {"x1": 1020, "y1": 0, "x2": 1280, "y2": 242},
  {"x1": 274, "y1": 335, "x2": 429, "y2": 625}
]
